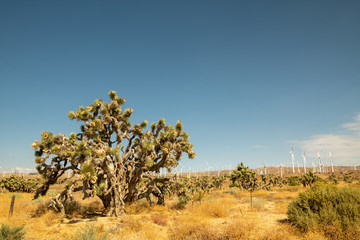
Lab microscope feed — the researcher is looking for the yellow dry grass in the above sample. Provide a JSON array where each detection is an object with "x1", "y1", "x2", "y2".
[{"x1": 1, "y1": 184, "x2": 357, "y2": 240}]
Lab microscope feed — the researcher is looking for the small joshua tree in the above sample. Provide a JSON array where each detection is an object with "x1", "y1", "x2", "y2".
[
  {"x1": 300, "y1": 171, "x2": 319, "y2": 187},
  {"x1": 32, "y1": 91, "x2": 195, "y2": 216},
  {"x1": 211, "y1": 176, "x2": 226, "y2": 189},
  {"x1": 230, "y1": 162, "x2": 259, "y2": 208}
]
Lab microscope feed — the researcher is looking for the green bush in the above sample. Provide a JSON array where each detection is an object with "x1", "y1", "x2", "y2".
[
  {"x1": 229, "y1": 188, "x2": 237, "y2": 196},
  {"x1": 174, "y1": 194, "x2": 190, "y2": 209},
  {"x1": 326, "y1": 173, "x2": 338, "y2": 184},
  {"x1": 72, "y1": 224, "x2": 108, "y2": 240},
  {"x1": 287, "y1": 183, "x2": 360, "y2": 238},
  {"x1": 0, "y1": 224, "x2": 26, "y2": 240},
  {"x1": 47, "y1": 189, "x2": 58, "y2": 197},
  {"x1": 285, "y1": 176, "x2": 301, "y2": 186}
]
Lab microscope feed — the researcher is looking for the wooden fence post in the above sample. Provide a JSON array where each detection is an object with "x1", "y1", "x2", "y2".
[{"x1": 9, "y1": 195, "x2": 15, "y2": 217}]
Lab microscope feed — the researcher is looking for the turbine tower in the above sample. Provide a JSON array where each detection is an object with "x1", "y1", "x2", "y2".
[
  {"x1": 297, "y1": 162, "x2": 300, "y2": 173},
  {"x1": 279, "y1": 164, "x2": 283, "y2": 178},
  {"x1": 329, "y1": 152, "x2": 334, "y2": 173},
  {"x1": 317, "y1": 152, "x2": 322, "y2": 173},
  {"x1": 263, "y1": 163, "x2": 267, "y2": 175},
  {"x1": 290, "y1": 147, "x2": 295, "y2": 173},
  {"x1": 302, "y1": 151, "x2": 307, "y2": 173}
]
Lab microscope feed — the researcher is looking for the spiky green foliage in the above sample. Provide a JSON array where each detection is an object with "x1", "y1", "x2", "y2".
[
  {"x1": 32, "y1": 91, "x2": 195, "y2": 216},
  {"x1": 211, "y1": 176, "x2": 226, "y2": 189},
  {"x1": 230, "y1": 162, "x2": 258, "y2": 192},
  {"x1": 0, "y1": 175, "x2": 39, "y2": 193},
  {"x1": 299, "y1": 171, "x2": 320, "y2": 187},
  {"x1": 0, "y1": 224, "x2": 26, "y2": 240},
  {"x1": 230, "y1": 162, "x2": 260, "y2": 208}
]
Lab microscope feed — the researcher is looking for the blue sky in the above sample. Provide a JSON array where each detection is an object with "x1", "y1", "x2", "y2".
[{"x1": 1, "y1": 1, "x2": 360, "y2": 172}]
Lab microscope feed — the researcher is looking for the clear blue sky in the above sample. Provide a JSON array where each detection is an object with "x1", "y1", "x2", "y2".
[{"x1": 1, "y1": 1, "x2": 360, "y2": 172}]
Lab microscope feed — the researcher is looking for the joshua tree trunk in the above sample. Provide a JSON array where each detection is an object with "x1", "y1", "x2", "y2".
[{"x1": 250, "y1": 190, "x2": 253, "y2": 209}]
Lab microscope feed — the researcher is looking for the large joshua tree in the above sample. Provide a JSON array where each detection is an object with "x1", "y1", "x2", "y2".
[{"x1": 32, "y1": 91, "x2": 195, "y2": 216}]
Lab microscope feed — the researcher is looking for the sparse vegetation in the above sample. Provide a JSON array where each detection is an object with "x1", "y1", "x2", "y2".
[
  {"x1": 71, "y1": 224, "x2": 108, "y2": 240},
  {"x1": 0, "y1": 224, "x2": 26, "y2": 240},
  {"x1": 0, "y1": 165, "x2": 359, "y2": 239}
]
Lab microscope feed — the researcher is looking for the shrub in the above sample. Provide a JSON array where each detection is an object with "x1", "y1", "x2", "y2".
[
  {"x1": 285, "y1": 176, "x2": 301, "y2": 186},
  {"x1": 47, "y1": 189, "x2": 58, "y2": 197},
  {"x1": 229, "y1": 188, "x2": 237, "y2": 196},
  {"x1": 287, "y1": 183, "x2": 360, "y2": 238},
  {"x1": 0, "y1": 224, "x2": 26, "y2": 240},
  {"x1": 72, "y1": 224, "x2": 108, "y2": 240},
  {"x1": 173, "y1": 194, "x2": 190, "y2": 209},
  {"x1": 326, "y1": 173, "x2": 338, "y2": 185}
]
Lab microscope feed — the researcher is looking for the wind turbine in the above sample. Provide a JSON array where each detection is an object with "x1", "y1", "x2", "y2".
[
  {"x1": 312, "y1": 162, "x2": 316, "y2": 172},
  {"x1": 297, "y1": 162, "x2": 300, "y2": 173},
  {"x1": 302, "y1": 151, "x2": 307, "y2": 173},
  {"x1": 290, "y1": 148, "x2": 295, "y2": 173},
  {"x1": 206, "y1": 162, "x2": 210, "y2": 177},
  {"x1": 329, "y1": 152, "x2": 334, "y2": 173},
  {"x1": 317, "y1": 152, "x2": 322, "y2": 173},
  {"x1": 263, "y1": 163, "x2": 267, "y2": 175}
]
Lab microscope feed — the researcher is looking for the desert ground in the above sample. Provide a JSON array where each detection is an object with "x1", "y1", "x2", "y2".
[{"x1": 1, "y1": 169, "x2": 359, "y2": 240}]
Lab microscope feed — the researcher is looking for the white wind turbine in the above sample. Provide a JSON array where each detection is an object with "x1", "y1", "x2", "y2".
[
  {"x1": 263, "y1": 163, "x2": 267, "y2": 175},
  {"x1": 290, "y1": 148, "x2": 295, "y2": 173},
  {"x1": 297, "y1": 162, "x2": 300, "y2": 173},
  {"x1": 329, "y1": 152, "x2": 334, "y2": 173},
  {"x1": 317, "y1": 152, "x2": 322, "y2": 173},
  {"x1": 206, "y1": 162, "x2": 210, "y2": 177},
  {"x1": 302, "y1": 151, "x2": 307, "y2": 173}
]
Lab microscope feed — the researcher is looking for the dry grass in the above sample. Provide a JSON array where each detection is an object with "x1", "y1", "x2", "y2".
[
  {"x1": 1, "y1": 181, "x2": 359, "y2": 240},
  {"x1": 168, "y1": 210, "x2": 258, "y2": 240},
  {"x1": 189, "y1": 199, "x2": 232, "y2": 218},
  {"x1": 273, "y1": 200, "x2": 290, "y2": 214},
  {"x1": 151, "y1": 214, "x2": 168, "y2": 226}
]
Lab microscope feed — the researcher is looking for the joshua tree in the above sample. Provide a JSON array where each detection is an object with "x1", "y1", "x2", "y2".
[
  {"x1": 230, "y1": 162, "x2": 259, "y2": 208},
  {"x1": 300, "y1": 171, "x2": 319, "y2": 187},
  {"x1": 32, "y1": 91, "x2": 195, "y2": 216},
  {"x1": 211, "y1": 176, "x2": 226, "y2": 189}
]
